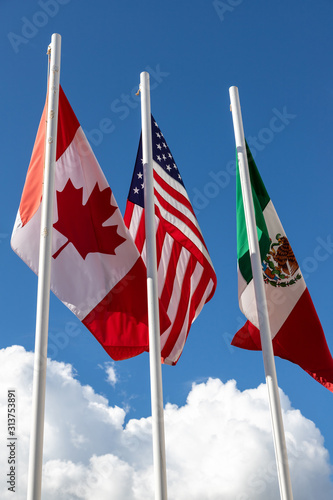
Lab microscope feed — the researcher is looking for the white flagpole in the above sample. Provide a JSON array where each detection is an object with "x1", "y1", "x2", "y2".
[
  {"x1": 229, "y1": 86, "x2": 293, "y2": 500},
  {"x1": 26, "y1": 33, "x2": 61, "y2": 500},
  {"x1": 139, "y1": 71, "x2": 168, "y2": 500}
]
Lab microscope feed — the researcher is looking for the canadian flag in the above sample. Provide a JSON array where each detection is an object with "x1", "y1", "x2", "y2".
[{"x1": 11, "y1": 87, "x2": 168, "y2": 360}]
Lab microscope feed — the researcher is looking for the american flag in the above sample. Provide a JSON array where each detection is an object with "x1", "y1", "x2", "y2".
[{"x1": 124, "y1": 115, "x2": 217, "y2": 365}]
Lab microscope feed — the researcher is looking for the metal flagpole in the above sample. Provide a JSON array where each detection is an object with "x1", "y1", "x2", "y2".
[
  {"x1": 26, "y1": 33, "x2": 61, "y2": 500},
  {"x1": 229, "y1": 86, "x2": 293, "y2": 500},
  {"x1": 139, "y1": 71, "x2": 168, "y2": 500}
]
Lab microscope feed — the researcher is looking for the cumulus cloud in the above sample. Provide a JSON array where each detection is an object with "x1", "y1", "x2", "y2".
[{"x1": 0, "y1": 345, "x2": 332, "y2": 499}]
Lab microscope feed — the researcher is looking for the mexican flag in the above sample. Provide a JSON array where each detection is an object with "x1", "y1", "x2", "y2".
[{"x1": 232, "y1": 144, "x2": 333, "y2": 392}]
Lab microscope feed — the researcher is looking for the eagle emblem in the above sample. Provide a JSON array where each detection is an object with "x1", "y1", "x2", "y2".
[{"x1": 262, "y1": 233, "x2": 302, "y2": 287}]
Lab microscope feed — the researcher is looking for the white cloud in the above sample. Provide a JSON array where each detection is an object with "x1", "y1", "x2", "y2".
[
  {"x1": 103, "y1": 361, "x2": 118, "y2": 387},
  {"x1": 0, "y1": 345, "x2": 332, "y2": 500}
]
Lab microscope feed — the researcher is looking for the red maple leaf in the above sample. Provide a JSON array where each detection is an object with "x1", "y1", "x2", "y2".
[{"x1": 53, "y1": 179, "x2": 126, "y2": 260}]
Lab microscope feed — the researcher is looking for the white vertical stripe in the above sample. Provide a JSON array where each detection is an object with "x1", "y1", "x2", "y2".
[
  {"x1": 157, "y1": 232, "x2": 173, "y2": 298},
  {"x1": 165, "y1": 302, "x2": 190, "y2": 364},
  {"x1": 128, "y1": 204, "x2": 143, "y2": 243},
  {"x1": 159, "y1": 247, "x2": 191, "y2": 350},
  {"x1": 166, "y1": 246, "x2": 191, "y2": 319},
  {"x1": 164, "y1": 261, "x2": 205, "y2": 364},
  {"x1": 141, "y1": 241, "x2": 147, "y2": 266},
  {"x1": 192, "y1": 279, "x2": 215, "y2": 322},
  {"x1": 239, "y1": 200, "x2": 307, "y2": 338}
]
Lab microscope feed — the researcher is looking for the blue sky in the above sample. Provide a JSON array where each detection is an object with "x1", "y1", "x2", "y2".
[{"x1": 1, "y1": 1, "x2": 333, "y2": 498}]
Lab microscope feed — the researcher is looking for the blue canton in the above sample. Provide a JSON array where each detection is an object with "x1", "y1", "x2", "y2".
[{"x1": 128, "y1": 115, "x2": 184, "y2": 208}]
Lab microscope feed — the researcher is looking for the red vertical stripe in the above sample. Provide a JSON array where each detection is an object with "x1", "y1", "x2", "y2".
[
  {"x1": 56, "y1": 86, "x2": 80, "y2": 161},
  {"x1": 19, "y1": 86, "x2": 80, "y2": 228},
  {"x1": 160, "y1": 239, "x2": 183, "y2": 307},
  {"x1": 160, "y1": 255, "x2": 195, "y2": 360},
  {"x1": 232, "y1": 289, "x2": 333, "y2": 392}
]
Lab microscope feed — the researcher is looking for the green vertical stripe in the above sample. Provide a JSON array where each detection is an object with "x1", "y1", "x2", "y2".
[{"x1": 237, "y1": 143, "x2": 271, "y2": 284}]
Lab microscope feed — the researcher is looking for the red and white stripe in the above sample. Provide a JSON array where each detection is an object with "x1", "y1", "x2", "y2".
[{"x1": 125, "y1": 126, "x2": 216, "y2": 365}]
